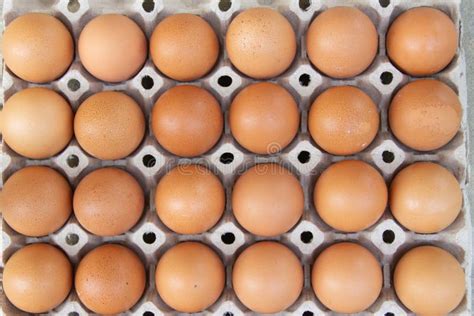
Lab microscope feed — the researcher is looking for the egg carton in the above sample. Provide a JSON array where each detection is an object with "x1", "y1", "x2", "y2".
[{"x1": 0, "y1": 0, "x2": 471, "y2": 315}]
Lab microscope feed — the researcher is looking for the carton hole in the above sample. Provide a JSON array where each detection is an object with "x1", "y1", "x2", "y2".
[
  {"x1": 223, "y1": 312, "x2": 233, "y2": 316},
  {"x1": 65, "y1": 233, "x2": 79, "y2": 246},
  {"x1": 67, "y1": 154, "x2": 80, "y2": 168},
  {"x1": 220, "y1": 152, "x2": 234, "y2": 164},
  {"x1": 142, "y1": 0, "x2": 155, "y2": 12},
  {"x1": 67, "y1": 0, "x2": 80, "y2": 13},
  {"x1": 218, "y1": 0, "x2": 232, "y2": 12},
  {"x1": 383, "y1": 230, "x2": 395, "y2": 244},
  {"x1": 143, "y1": 232, "x2": 156, "y2": 244},
  {"x1": 218, "y1": 75, "x2": 233, "y2": 87},
  {"x1": 300, "y1": 231, "x2": 313, "y2": 244},
  {"x1": 299, "y1": 73, "x2": 311, "y2": 87},
  {"x1": 68, "y1": 312, "x2": 79, "y2": 316},
  {"x1": 382, "y1": 150, "x2": 395, "y2": 163},
  {"x1": 303, "y1": 312, "x2": 314, "y2": 316},
  {"x1": 67, "y1": 78, "x2": 81, "y2": 92},
  {"x1": 299, "y1": 0, "x2": 311, "y2": 12},
  {"x1": 142, "y1": 154, "x2": 156, "y2": 168},
  {"x1": 143, "y1": 312, "x2": 155, "y2": 316},
  {"x1": 380, "y1": 71, "x2": 393, "y2": 85},
  {"x1": 385, "y1": 313, "x2": 395, "y2": 316},
  {"x1": 141, "y1": 75, "x2": 154, "y2": 90},
  {"x1": 379, "y1": 0, "x2": 390, "y2": 8},
  {"x1": 221, "y1": 232, "x2": 235, "y2": 245},
  {"x1": 297, "y1": 151, "x2": 311, "y2": 164}
]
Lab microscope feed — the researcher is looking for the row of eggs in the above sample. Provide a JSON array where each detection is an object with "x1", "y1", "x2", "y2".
[
  {"x1": 1, "y1": 78, "x2": 462, "y2": 160},
  {"x1": 3, "y1": 241, "x2": 465, "y2": 315},
  {"x1": 2, "y1": 6, "x2": 458, "y2": 83}
]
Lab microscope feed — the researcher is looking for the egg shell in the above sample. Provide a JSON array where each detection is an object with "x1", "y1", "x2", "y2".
[
  {"x1": 3, "y1": 243, "x2": 73, "y2": 313},
  {"x1": 232, "y1": 163, "x2": 304, "y2": 237},
  {"x1": 1, "y1": 166, "x2": 72, "y2": 237},
  {"x1": 2, "y1": 13, "x2": 74, "y2": 83},
  {"x1": 155, "y1": 242, "x2": 225, "y2": 313},
  {"x1": 229, "y1": 82, "x2": 300, "y2": 154},
  {"x1": 75, "y1": 244, "x2": 146, "y2": 314},
  {"x1": 232, "y1": 241, "x2": 303, "y2": 313},
  {"x1": 394, "y1": 246, "x2": 465, "y2": 315},
  {"x1": 389, "y1": 79, "x2": 462, "y2": 151}
]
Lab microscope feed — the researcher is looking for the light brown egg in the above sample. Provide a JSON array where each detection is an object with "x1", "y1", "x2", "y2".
[
  {"x1": 151, "y1": 85, "x2": 223, "y2": 157},
  {"x1": 155, "y1": 164, "x2": 225, "y2": 234},
  {"x1": 233, "y1": 241, "x2": 303, "y2": 313},
  {"x1": 232, "y1": 163, "x2": 304, "y2": 237},
  {"x1": 389, "y1": 79, "x2": 461, "y2": 151},
  {"x1": 312, "y1": 242, "x2": 382, "y2": 313},
  {"x1": 155, "y1": 242, "x2": 225, "y2": 313},
  {"x1": 314, "y1": 160, "x2": 387, "y2": 232},
  {"x1": 74, "y1": 91, "x2": 145, "y2": 160},
  {"x1": 2, "y1": 166, "x2": 72, "y2": 237},
  {"x1": 229, "y1": 82, "x2": 300, "y2": 154},
  {"x1": 79, "y1": 14, "x2": 147, "y2": 82},
  {"x1": 3, "y1": 243, "x2": 72, "y2": 313},
  {"x1": 75, "y1": 244, "x2": 146, "y2": 314},
  {"x1": 2, "y1": 87, "x2": 73, "y2": 159},
  {"x1": 387, "y1": 7, "x2": 458, "y2": 76},
  {"x1": 394, "y1": 246, "x2": 465, "y2": 315},
  {"x1": 74, "y1": 167, "x2": 144, "y2": 236},
  {"x1": 150, "y1": 14, "x2": 219, "y2": 81},
  {"x1": 2, "y1": 13, "x2": 73, "y2": 83},
  {"x1": 226, "y1": 8, "x2": 296, "y2": 79},
  {"x1": 306, "y1": 7, "x2": 378, "y2": 79},
  {"x1": 390, "y1": 162, "x2": 462, "y2": 233},
  {"x1": 308, "y1": 86, "x2": 379, "y2": 155}
]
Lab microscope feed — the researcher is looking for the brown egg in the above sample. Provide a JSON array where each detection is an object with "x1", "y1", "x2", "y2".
[
  {"x1": 75, "y1": 244, "x2": 146, "y2": 314},
  {"x1": 312, "y1": 242, "x2": 382, "y2": 313},
  {"x1": 2, "y1": 13, "x2": 73, "y2": 83},
  {"x1": 387, "y1": 7, "x2": 458, "y2": 76},
  {"x1": 232, "y1": 163, "x2": 304, "y2": 237},
  {"x1": 389, "y1": 79, "x2": 461, "y2": 151},
  {"x1": 151, "y1": 85, "x2": 223, "y2": 157},
  {"x1": 155, "y1": 242, "x2": 225, "y2": 313},
  {"x1": 394, "y1": 246, "x2": 465, "y2": 315},
  {"x1": 150, "y1": 14, "x2": 219, "y2": 81},
  {"x1": 306, "y1": 7, "x2": 378, "y2": 79},
  {"x1": 74, "y1": 91, "x2": 145, "y2": 160},
  {"x1": 2, "y1": 87, "x2": 73, "y2": 159},
  {"x1": 79, "y1": 14, "x2": 147, "y2": 82},
  {"x1": 233, "y1": 241, "x2": 303, "y2": 313},
  {"x1": 314, "y1": 160, "x2": 387, "y2": 232},
  {"x1": 2, "y1": 166, "x2": 72, "y2": 237},
  {"x1": 3, "y1": 243, "x2": 72, "y2": 313},
  {"x1": 74, "y1": 167, "x2": 144, "y2": 236},
  {"x1": 308, "y1": 86, "x2": 379, "y2": 155},
  {"x1": 155, "y1": 164, "x2": 225, "y2": 234},
  {"x1": 390, "y1": 162, "x2": 462, "y2": 233},
  {"x1": 226, "y1": 8, "x2": 296, "y2": 79},
  {"x1": 229, "y1": 82, "x2": 300, "y2": 154}
]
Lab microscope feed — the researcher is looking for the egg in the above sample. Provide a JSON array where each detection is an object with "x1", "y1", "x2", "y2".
[
  {"x1": 312, "y1": 242, "x2": 382, "y2": 313},
  {"x1": 387, "y1": 7, "x2": 458, "y2": 76},
  {"x1": 308, "y1": 86, "x2": 379, "y2": 155},
  {"x1": 394, "y1": 246, "x2": 465, "y2": 315},
  {"x1": 74, "y1": 167, "x2": 144, "y2": 236},
  {"x1": 150, "y1": 14, "x2": 219, "y2": 81},
  {"x1": 306, "y1": 7, "x2": 378, "y2": 79},
  {"x1": 314, "y1": 160, "x2": 387, "y2": 232},
  {"x1": 2, "y1": 87, "x2": 73, "y2": 159},
  {"x1": 229, "y1": 82, "x2": 300, "y2": 154},
  {"x1": 74, "y1": 91, "x2": 145, "y2": 160},
  {"x1": 390, "y1": 162, "x2": 462, "y2": 233},
  {"x1": 3, "y1": 243, "x2": 72, "y2": 313},
  {"x1": 232, "y1": 163, "x2": 304, "y2": 236},
  {"x1": 2, "y1": 13, "x2": 73, "y2": 83},
  {"x1": 226, "y1": 8, "x2": 296, "y2": 79},
  {"x1": 155, "y1": 242, "x2": 225, "y2": 313},
  {"x1": 2, "y1": 166, "x2": 72, "y2": 237},
  {"x1": 79, "y1": 14, "x2": 147, "y2": 82},
  {"x1": 232, "y1": 241, "x2": 303, "y2": 313},
  {"x1": 151, "y1": 85, "x2": 223, "y2": 157},
  {"x1": 389, "y1": 79, "x2": 461, "y2": 151},
  {"x1": 155, "y1": 164, "x2": 225, "y2": 234},
  {"x1": 75, "y1": 244, "x2": 146, "y2": 314}
]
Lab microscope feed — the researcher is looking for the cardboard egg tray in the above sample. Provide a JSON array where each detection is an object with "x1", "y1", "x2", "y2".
[{"x1": 1, "y1": 0, "x2": 471, "y2": 315}]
